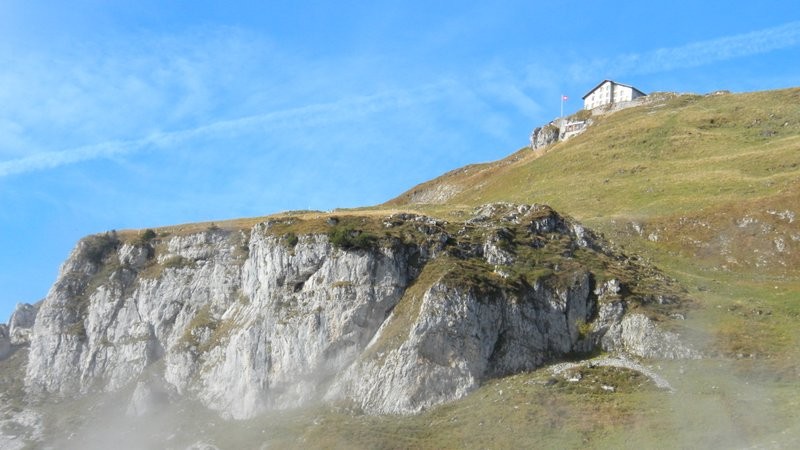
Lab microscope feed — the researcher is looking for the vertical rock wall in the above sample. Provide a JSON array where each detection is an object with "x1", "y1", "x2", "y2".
[{"x1": 23, "y1": 205, "x2": 696, "y2": 418}]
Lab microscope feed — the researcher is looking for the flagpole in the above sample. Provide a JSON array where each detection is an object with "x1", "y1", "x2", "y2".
[{"x1": 560, "y1": 95, "x2": 564, "y2": 119}]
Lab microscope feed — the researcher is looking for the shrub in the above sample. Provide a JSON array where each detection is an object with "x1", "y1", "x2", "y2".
[
  {"x1": 328, "y1": 225, "x2": 377, "y2": 250},
  {"x1": 575, "y1": 319, "x2": 593, "y2": 340},
  {"x1": 134, "y1": 229, "x2": 157, "y2": 246},
  {"x1": 83, "y1": 233, "x2": 120, "y2": 265},
  {"x1": 284, "y1": 232, "x2": 299, "y2": 249}
]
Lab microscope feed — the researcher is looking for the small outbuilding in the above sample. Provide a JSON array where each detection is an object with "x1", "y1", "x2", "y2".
[{"x1": 582, "y1": 80, "x2": 645, "y2": 110}]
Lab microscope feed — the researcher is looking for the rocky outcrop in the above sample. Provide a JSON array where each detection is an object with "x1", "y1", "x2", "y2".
[
  {"x1": 529, "y1": 124, "x2": 560, "y2": 150},
  {"x1": 329, "y1": 271, "x2": 597, "y2": 414},
  {"x1": 9, "y1": 303, "x2": 38, "y2": 345},
  {"x1": 23, "y1": 204, "x2": 696, "y2": 419},
  {"x1": 601, "y1": 313, "x2": 700, "y2": 359},
  {"x1": 0, "y1": 302, "x2": 37, "y2": 360},
  {"x1": 26, "y1": 226, "x2": 419, "y2": 419},
  {"x1": 0, "y1": 325, "x2": 9, "y2": 359}
]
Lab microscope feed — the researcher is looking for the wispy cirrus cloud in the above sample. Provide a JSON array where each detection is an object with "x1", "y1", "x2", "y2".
[
  {"x1": 0, "y1": 83, "x2": 449, "y2": 177},
  {"x1": 570, "y1": 20, "x2": 800, "y2": 81},
  {"x1": 0, "y1": 24, "x2": 549, "y2": 179},
  {"x1": 6, "y1": 20, "x2": 799, "y2": 179}
]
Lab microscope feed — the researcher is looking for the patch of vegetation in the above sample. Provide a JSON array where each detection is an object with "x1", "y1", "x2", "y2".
[
  {"x1": 328, "y1": 225, "x2": 378, "y2": 251},
  {"x1": 230, "y1": 230, "x2": 251, "y2": 261},
  {"x1": 178, "y1": 304, "x2": 237, "y2": 353},
  {"x1": 162, "y1": 255, "x2": 194, "y2": 270},
  {"x1": 60, "y1": 234, "x2": 133, "y2": 339},
  {"x1": 137, "y1": 254, "x2": 197, "y2": 280},
  {"x1": 66, "y1": 314, "x2": 88, "y2": 339},
  {"x1": 82, "y1": 232, "x2": 120, "y2": 265},
  {"x1": 363, "y1": 258, "x2": 454, "y2": 360},
  {"x1": 440, "y1": 258, "x2": 505, "y2": 300},
  {"x1": 542, "y1": 123, "x2": 559, "y2": 134},
  {"x1": 575, "y1": 319, "x2": 593, "y2": 340},
  {"x1": 568, "y1": 108, "x2": 592, "y2": 122},
  {"x1": 236, "y1": 289, "x2": 251, "y2": 305},
  {"x1": 289, "y1": 369, "x2": 669, "y2": 449},
  {"x1": 283, "y1": 232, "x2": 299, "y2": 249},
  {"x1": 181, "y1": 305, "x2": 212, "y2": 345},
  {"x1": 550, "y1": 366, "x2": 660, "y2": 395},
  {"x1": 133, "y1": 229, "x2": 157, "y2": 246}
]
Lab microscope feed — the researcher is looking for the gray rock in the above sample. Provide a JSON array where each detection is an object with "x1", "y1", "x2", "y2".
[
  {"x1": 530, "y1": 124, "x2": 559, "y2": 150},
  {"x1": 118, "y1": 243, "x2": 150, "y2": 269},
  {"x1": 0, "y1": 325, "x2": 10, "y2": 359},
  {"x1": 22, "y1": 205, "x2": 698, "y2": 419},
  {"x1": 601, "y1": 313, "x2": 700, "y2": 359},
  {"x1": 8, "y1": 302, "x2": 38, "y2": 345},
  {"x1": 594, "y1": 279, "x2": 621, "y2": 298},
  {"x1": 483, "y1": 229, "x2": 515, "y2": 266},
  {"x1": 26, "y1": 229, "x2": 416, "y2": 419},
  {"x1": 330, "y1": 271, "x2": 596, "y2": 414}
]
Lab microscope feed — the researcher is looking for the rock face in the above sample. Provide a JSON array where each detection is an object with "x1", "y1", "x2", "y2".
[
  {"x1": 529, "y1": 124, "x2": 560, "y2": 150},
  {"x1": 601, "y1": 313, "x2": 700, "y2": 359},
  {"x1": 9, "y1": 303, "x2": 38, "y2": 345},
  {"x1": 0, "y1": 325, "x2": 10, "y2": 359},
  {"x1": 23, "y1": 204, "x2": 696, "y2": 419},
  {"x1": 330, "y1": 272, "x2": 596, "y2": 414}
]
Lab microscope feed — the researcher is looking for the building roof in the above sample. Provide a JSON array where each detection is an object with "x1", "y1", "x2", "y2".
[{"x1": 581, "y1": 79, "x2": 646, "y2": 99}]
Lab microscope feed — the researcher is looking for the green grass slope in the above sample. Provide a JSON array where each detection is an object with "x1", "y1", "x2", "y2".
[
  {"x1": 163, "y1": 87, "x2": 797, "y2": 448},
  {"x1": 136, "y1": 87, "x2": 798, "y2": 448},
  {"x1": 376, "y1": 88, "x2": 800, "y2": 448},
  {"x1": 7, "y1": 88, "x2": 798, "y2": 449},
  {"x1": 387, "y1": 88, "x2": 800, "y2": 351},
  {"x1": 388, "y1": 89, "x2": 800, "y2": 221}
]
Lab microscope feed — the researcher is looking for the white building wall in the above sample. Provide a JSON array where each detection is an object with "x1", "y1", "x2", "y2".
[
  {"x1": 583, "y1": 80, "x2": 613, "y2": 110},
  {"x1": 583, "y1": 81, "x2": 644, "y2": 110}
]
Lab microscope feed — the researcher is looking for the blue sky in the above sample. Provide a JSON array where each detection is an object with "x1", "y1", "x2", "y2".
[{"x1": 1, "y1": 0, "x2": 799, "y2": 321}]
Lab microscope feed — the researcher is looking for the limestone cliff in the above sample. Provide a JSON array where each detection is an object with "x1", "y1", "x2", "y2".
[
  {"x1": 0, "y1": 325, "x2": 9, "y2": 360},
  {"x1": 8, "y1": 302, "x2": 38, "y2": 345},
  {"x1": 22, "y1": 203, "x2": 696, "y2": 419}
]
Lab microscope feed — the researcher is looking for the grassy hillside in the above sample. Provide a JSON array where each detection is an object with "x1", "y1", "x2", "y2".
[
  {"x1": 378, "y1": 88, "x2": 800, "y2": 447},
  {"x1": 15, "y1": 88, "x2": 799, "y2": 449},
  {"x1": 388, "y1": 89, "x2": 800, "y2": 220},
  {"x1": 145, "y1": 87, "x2": 799, "y2": 448},
  {"x1": 386, "y1": 88, "x2": 800, "y2": 345}
]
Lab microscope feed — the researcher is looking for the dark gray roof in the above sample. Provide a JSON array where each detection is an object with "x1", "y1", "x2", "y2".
[{"x1": 582, "y1": 80, "x2": 646, "y2": 99}]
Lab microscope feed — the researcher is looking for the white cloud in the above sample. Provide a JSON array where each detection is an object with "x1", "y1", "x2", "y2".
[
  {"x1": 8, "y1": 17, "x2": 796, "y2": 179},
  {"x1": 0, "y1": 23, "x2": 552, "y2": 178},
  {"x1": 570, "y1": 20, "x2": 800, "y2": 81},
  {"x1": 0, "y1": 83, "x2": 448, "y2": 177}
]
